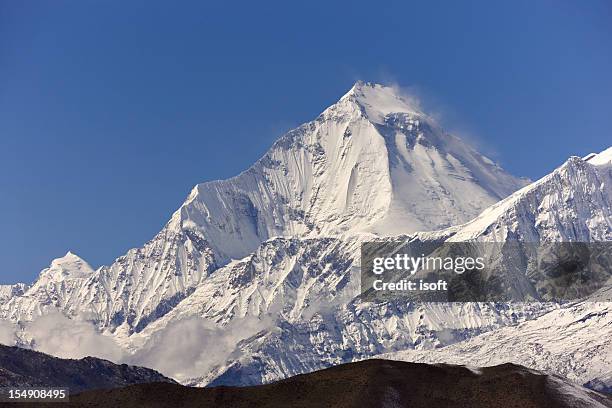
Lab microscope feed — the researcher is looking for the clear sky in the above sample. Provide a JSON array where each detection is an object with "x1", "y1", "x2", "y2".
[{"x1": 1, "y1": 0, "x2": 611, "y2": 283}]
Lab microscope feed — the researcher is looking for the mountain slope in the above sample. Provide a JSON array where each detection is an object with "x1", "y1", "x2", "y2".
[
  {"x1": 381, "y1": 301, "x2": 612, "y2": 386},
  {"x1": 0, "y1": 344, "x2": 175, "y2": 393},
  {"x1": 24, "y1": 360, "x2": 612, "y2": 408},
  {"x1": 194, "y1": 148, "x2": 611, "y2": 386},
  {"x1": 445, "y1": 148, "x2": 612, "y2": 242}
]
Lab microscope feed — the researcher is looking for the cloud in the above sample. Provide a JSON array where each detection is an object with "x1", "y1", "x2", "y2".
[
  {"x1": 0, "y1": 319, "x2": 16, "y2": 346},
  {"x1": 348, "y1": 72, "x2": 502, "y2": 161},
  {"x1": 25, "y1": 311, "x2": 124, "y2": 362},
  {"x1": 392, "y1": 81, "x2": 502, "y2": 161},
  {"x1": 4, "y1": 308, "x2": 277, "y2": 383},
  {"x1": 129, "y1": 313, "x2": 278, "y2": 382}
]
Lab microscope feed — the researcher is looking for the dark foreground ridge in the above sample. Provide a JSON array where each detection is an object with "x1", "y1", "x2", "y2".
[
  {"x1": 22, "y1": 358, "x2": 612, "y2": 408},
  {"x1": 0, "y1": 344, "x2": 175, "y2": 393}
]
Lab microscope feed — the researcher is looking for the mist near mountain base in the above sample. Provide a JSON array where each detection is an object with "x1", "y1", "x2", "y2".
[
  {"x1": 26, "y1": 312, "x2": 124, "y2": 362},
  {"x1": 0, "y1": 319, "x2": 16, "y2": 346},
  {"x1": 129, "y1": 314, "x2": 276, "y2": 382},
  {"x1": 2, "y1": 310, "x2": 278, "y2": 383}
]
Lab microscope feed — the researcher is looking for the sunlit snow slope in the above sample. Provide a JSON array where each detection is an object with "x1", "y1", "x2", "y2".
[{"x1": 1, "y1": 82, "x2": 526, "y2": 335}]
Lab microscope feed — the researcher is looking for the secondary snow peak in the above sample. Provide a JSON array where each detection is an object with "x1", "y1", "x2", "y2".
[{"x1": 43, "y1": 251, "x2": 95, "y2": 281}]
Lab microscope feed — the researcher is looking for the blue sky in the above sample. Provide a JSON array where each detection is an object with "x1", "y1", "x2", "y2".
[{"x1": 1, "y1": 0, "x2": 611, "y2": 282}]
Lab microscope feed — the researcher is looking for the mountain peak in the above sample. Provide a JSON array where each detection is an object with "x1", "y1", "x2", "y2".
[
  {"x1": 341, "y1": 81, "x2": 421, "y2": 124},
  {"x1": 173, "y1": 80, "x2": 527, "y2": 260},
  {"x1": 51, "y1": 251, "x2": 85, "y2": 266},
  {"x1": 40, "y1": 251, "x2": 95, "y2": 282}
]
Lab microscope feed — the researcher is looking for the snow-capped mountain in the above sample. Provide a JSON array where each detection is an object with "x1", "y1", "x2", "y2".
[
  {"x1": 1, "y1": 252, "x2": 94, "y2": 321},
  {"x1": 181, "y1": 148, "x2": 612, "y2": 386},
  {"x1": 0, "y1": 82, "x2": 526, "y2": 335},
  {"x1": 381, "y1": 301, "x2": 612, "y2": 389},
  {"x1": 0, "y1": 283, "x2": 27, "y2": 304},
  {"x1": 176, "y1": 81, "x2": 525, "y2": 255},
  {"x1": 445, "y1": 146, "x2": 612, "y2": 242},
  {"x1": 0, "y1": 82, "x2": 610, "y2": 391}
]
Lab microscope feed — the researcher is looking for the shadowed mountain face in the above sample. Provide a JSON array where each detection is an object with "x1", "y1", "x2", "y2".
[
  {"x1": 0, "y1": 345, "x2": 175, "y2": 393},
  {"x1": 23, "y1": 359, "x2": 612, "y2": 408}
]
